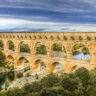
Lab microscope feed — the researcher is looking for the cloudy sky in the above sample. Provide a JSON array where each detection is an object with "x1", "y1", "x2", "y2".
[{"x1": 0, "y1": 0, "x2": 96, "y2": 32}]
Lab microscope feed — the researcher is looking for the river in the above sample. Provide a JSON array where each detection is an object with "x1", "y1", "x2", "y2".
[
  {"x1": 73, "y1": 52, "x2": 90, "y2": 60},
  {"x1": 0, "y1": 71, "x2": 16, "y2": 90}
]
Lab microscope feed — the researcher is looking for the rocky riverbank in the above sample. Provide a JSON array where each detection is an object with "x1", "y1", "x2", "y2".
[{"x1": 9, "y1": 68, "x2": 46, "y2": 89}]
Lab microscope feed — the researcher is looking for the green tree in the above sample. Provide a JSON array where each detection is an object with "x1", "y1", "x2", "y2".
[
  {"x1": 40, "y1": 73, "x2": 59, "y2": 88},
  {"x1": 71, "y1": 36, "x2": 75, "y2": 40},
  {"x1": 36, "y1": 45, "x2": 47, "y2": 54},
  {"x1": 79, "y1": 36, "x2": 83, "y2": 41},
  {"x1": 0, "y1": 40, "x2": 4, "y2": 50},
  {"x1": 9, "y1": 41, "x2": 14, "y2": 51},
  {"x1": 53, "y1": 43, "x2": 62, "y2": 52},
  {"x1": 6, "y1": 88, "x2": 25, "y2": 96},
  {"x1": 63, "y1": 36, "x2": 67, "y2": 40},
  {"x1": 39, "y1": 87, "x2": 68, "y2": 96},
  {"x1": 75, "y1": 67, "x2": 90, "y2": 88},
  {"x1": 22, "y1": 82, "x2": 42, "y2": 93},
  {"x1": 20, "y1": 44, "x2": 30, "y2": 53},
  {"x1": 61, "y1": 75, "x2": 79, "y2": 92},
  {"x1": 0, "y1": 51, "x2": 6, "y2": 66}
]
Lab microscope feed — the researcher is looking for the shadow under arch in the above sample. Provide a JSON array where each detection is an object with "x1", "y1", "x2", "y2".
[
  {"x1": 51, "y1": 62, "x2": 65, "y2": 73},
  {"x1": 70, "y1": 65, "x2": 77, "y2": 72},
  {"x1": 52, "y1": 43, "x2": 66, "y2": 58},
  {"x1": 17, "y1": 57, "x2": 30, "y2": 67},
  {"x1": 6, "y1": 55, "x2": 14, "y2": 69},
  {"x1": 7, "y1": 55, "x2": 14, "y2": 61},
  {"x1": 72, "y1": 43, "x2": 90, "y2": 61},
  {"x1": 33, "y1": 59, "x2": 46, "y2": 70}
]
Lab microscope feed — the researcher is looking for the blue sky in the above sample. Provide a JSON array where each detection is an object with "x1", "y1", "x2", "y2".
[{"x1": 0, "y1": 0, "x2": 96, "y2": 32}]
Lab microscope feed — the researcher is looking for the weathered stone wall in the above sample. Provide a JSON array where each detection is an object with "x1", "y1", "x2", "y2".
[{"x1": 0, "y1": 32, "x2": 96, "y2": 74}]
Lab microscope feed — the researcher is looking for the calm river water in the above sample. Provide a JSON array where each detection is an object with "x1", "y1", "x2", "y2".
[
  {"x1": 73, "y1": 52, "x2": 90, "y2": 60},
  {"x1": 0, "y1": 71, "x2": 16, "y2": 90}
]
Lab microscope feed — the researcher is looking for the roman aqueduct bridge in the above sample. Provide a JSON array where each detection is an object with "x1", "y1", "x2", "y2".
[{"x1": 1, "y1": 32, "x2": 96, "y2": 74}]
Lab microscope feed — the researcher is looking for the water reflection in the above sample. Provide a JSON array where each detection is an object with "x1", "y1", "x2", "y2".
[
  {"x1": 73, "y1": 52, "x2": 90, "y2": 60},
  {"x1": 0, "y1": 72, "x2": 15, "y2": 90},
  {"x1": 0, "y1": 65, "x2": 30, "y2": 91}
]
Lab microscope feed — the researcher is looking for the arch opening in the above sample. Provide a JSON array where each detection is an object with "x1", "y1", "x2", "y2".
[
  {"x1": 20, "y1": 41, "x2": 30, "y2": 53},
  {"x1": 7, "y1": 55, "x2": 14, "y2": 61},
  {"x1": 72, "y1": 44, "x2": 90, "y2": 61},
  {"x1": 36, "y1": 42, "x2": 47, "y2": 56},
  {"x1": 34, "y1": 59, "x2": 46, "y2": 70},
  {"x1": 51, "y1": 62, "x2": 65, "y2": 73},
  {"x1": 6, "y1": 55, "x2": 14, "y2": 69},
  {"x1": 7, "y1": 41, "x2": 14, "y2": 51},
  {"x1": 70, "y1": 65, "x2": 77, "y2": 72},
  {"x1": 0, "y1": 40, "x2": 4, "y2": 51},
  {"x1": 17, "y1": 57, "x2": 30, "y2": 70},
  {"x1": 52, "y1": 43, "x2": 66, "y2": 58}
]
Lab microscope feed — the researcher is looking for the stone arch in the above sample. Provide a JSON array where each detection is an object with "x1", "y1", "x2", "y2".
[
  {"x1": 18, "y1": 41, "x2": 30, "y2": 53},
  {"x1": 72, "y1": 43, "x2": 90, "y2": 61},
  {"x1": 6, "y1": 55, "x2": 14, "y2": 65},
  {"x1": 0, "y1": 40, "x2": 4, "y2": 50},
  {"x1": 6, "y1": 40, "x2": 14, "y2": 51},
  {"x1": 16, "y1": 57, "x2": 30, "y2": 67},
  {"x1": 52, "y1": 43, "x2": 66, "y2": 58},
  {"x1": 50, "y1": 62, "x2": 64, "y2": 73},
  {"x1": 7, "y1": 55, "x2": 14, "y2": 60},
  {"x1": 70, "y1": 65, "x2": 77, "y2": 72},
  {"x1": 72, "y1": 42, "x2": 91, "y2": 53},
  {"x1": 35, "y1": 41, "x2": 47, "y2": 55},
  {"x1": 33, "y1": 59, "x2": 46, "y2": 70}
]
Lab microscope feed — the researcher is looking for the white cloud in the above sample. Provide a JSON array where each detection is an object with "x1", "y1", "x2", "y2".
[{"x1": 0, "y1": 18, "x2": 96, "y2": 32}]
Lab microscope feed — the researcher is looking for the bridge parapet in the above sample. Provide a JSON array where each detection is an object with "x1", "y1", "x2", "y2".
[{"x1": 1, "y1": 32, "x2": 96, "y2": 73}]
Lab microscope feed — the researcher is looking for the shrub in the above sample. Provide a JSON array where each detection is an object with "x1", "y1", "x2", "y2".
[
  {"x1": 22, "y1": 82, "x2": 42, "y2": 93},
  {"x1": 17, "y1": 72, "x2": 23, "y2": 78},
  {"x1": 25, "y1": 72, "x2": 31, "y2": 77},
  {"x1": 39, "y1": 87, "x2": 68, "y2": 96},
  {"x1": 6, "y1": 88, "x2": 25, "y2": 96},
  {"x1": 57, "y1": 36, "x2": 60, "y2": 40},
  {"x1": 61, "y1": 75, "x2": 79, "y2": 92},
  {"x1": 40, "y1": 73, "x2": 59, "y2": 88},
  {"x1": 75, "y1": 67, "x2": 90, "y2": 88},
  {"x1": 0, "y1": 91, "x2": 7, "y2": 96},
  {"x1": 50, "y1": 36, "x2": 54, "y2": 40},
  {"x1": 63, "y1": 36, "x2": 67, "y2": 40},
  {"x1": 53, "y1": 43, "x2": 62, "y2": 52},
  {"x1": 79, "y1": 36, "x2": 83, "y2": 40},
  {"x1": 71, "y1": 36, "x2": 75, "y2": 40}
]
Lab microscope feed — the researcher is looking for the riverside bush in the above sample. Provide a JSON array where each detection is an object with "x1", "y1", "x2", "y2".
[
  {"x1": 17, "y1": 72, "x2": 23, "y2": 78},
  {"x1": 1, "y1": 67, "x2": 96, "y2": 96}
]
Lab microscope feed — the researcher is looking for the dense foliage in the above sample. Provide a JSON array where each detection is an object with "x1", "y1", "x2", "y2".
[
  {"x1": 0, "y1": 51, "x2": 6, "y2": 67},
  {"x1": 0, "y1": 40, "x2": 4, "y2": 50},
  {"x1": 0, "y1": 51, "x2": 14, "y2": 71},
  {"x1": 53, "y1": 43, "x2": 62, "y2": 52},
  {"x1": 1, "y1": 67, "x2": 96, "y2": 96},
  {"x1": 20, "y1": 44, "x2": 30, "y2": 53},
  {"x1": 73, "y1": 44, "x2": 89, "y2": 55},
  {"x1": 9, "y1": 41, "x2": 14, "y2": 51},
  {"x1": 36, "y1": 45, "x2": 47, "y2": 54}
]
